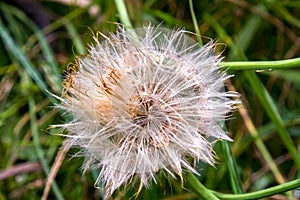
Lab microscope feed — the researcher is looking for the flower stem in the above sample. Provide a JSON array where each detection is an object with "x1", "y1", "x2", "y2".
[
  {"x1": 221, "y1": 57, "x2": 300, "y2": 70},
  {"x1": 212, "y1": 178, "x2": 300, "y2": 200},
  {"x1": 185, "y1": 172, "x2": 220, "y2": 200}
]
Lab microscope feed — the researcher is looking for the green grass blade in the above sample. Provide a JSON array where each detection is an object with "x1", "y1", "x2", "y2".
[
  {"x1": 268, "y1": 2, "x2": 300, "y2": 29},
  {"x1": 114, "y1": 0, "x2": 138, "y2": 39},
  {"x1": 227, "y1": 14, "x2": 262, "y2": 61},
  {"x1": 64, "y1": 22, "x2": 86, "y2": 55},
  {"x1": 221, "y1": 141, "x2": 244, "y2": 194},
  {"x1": 28, "y1": 96, "x2": 65, "y2": 200},
  {"x1": 203, "y1": 13, "x2": 245, "y2": 194},
  {"x1": 188, "y1": 0, "x2": 202, "y2": 46},
  {"x1": 0, "y1": 3, "x2": 62, "y2": 90},
  {"x1": 144, "y1": 9, "x2": 191, "y2": 28},
  {"x1": 0, "y1": 6, "x2": 24, "y2": 44},
  {"x1": 224, "y1": 10, "x2": 290, "y2": 188},
  {"x1": 24, "y1": 6, "x2": 87, "y2": 55},
  {"x1": 245, "y1": 71, "x2": 300, "y2": 170},
  {"x1": 265, "y1": 70, "x2": 300, "y2": 85},
  {"x1": 0, "y1": 19, "x2": 48, "y2": 93},
  {"x1": 203, "y1": 13, "x2": 247, "y2": 60},
  {"x1": 233, "y1": 117, "x2": 300, "y2": 158},
  {"x1": 207, "y1": 9, "x2": 296, "y2": 190},
  {"x1": 114, "y1": 0, "x2": 133, "y2": 29}
]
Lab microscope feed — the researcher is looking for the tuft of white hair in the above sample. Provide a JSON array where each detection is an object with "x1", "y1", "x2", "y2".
[{"x1": 56, "y1": 25, "x2": 240, "y2": 198}]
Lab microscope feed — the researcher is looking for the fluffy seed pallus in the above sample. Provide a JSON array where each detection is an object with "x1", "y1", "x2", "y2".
[{"x1": 55, "y1": 26, "x2": 240, "y2": 198}]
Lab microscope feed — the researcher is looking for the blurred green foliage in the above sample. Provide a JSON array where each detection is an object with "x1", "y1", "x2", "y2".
[{"x1": 0, "y1": 0, "x2": 300, "y2": 199}]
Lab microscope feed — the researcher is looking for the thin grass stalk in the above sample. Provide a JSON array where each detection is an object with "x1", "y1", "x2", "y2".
[
  {"x1": 64, "y1": 21, "x2": 86, "y2": 55},
  {"x1": 25, "y1": 7, "x2": 87, "y2": 49},
  {"x1": 28, "y1": 95, "x2": 64, "y2": 200},
  {"x1": 114, "y1": 0, "x2": 137, "y2": 39},
  {"x1": 227, "y1": 82, "x2": 289, "y2": 193},
  {"x1": 0, "y1": 3, "x2": 61, "y2": 90},
  {"x1": 245, "y1": 71, "x2": 300, "y2": 170},
  {"x1": 190, "y1": 5, "x2": 244, "y2": 195},
  {"x1": 204, "y1": 11, "x2": 295, "y2": 197},
  {"x1": 0, "y1": 19, "x2": 48, "y2": 93},
  {"x1": 221, "y1": 140, "x2": 244, "y2": 194},
  {"x1": 188, "y1": 0, "x2": 202, "y2": 46}
]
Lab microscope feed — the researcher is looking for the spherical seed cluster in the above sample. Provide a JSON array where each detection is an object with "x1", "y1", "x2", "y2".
[{"x1": 56, "y1": 26, "x2": 239, "y2": 197}]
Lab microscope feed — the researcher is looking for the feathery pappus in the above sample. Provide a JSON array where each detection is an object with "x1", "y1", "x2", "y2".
[{"x1": 54, "y1": 25, "x2": 240, "y2": 198}]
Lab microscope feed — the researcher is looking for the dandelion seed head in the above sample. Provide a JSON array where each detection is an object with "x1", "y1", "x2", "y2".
[{"x1": 58, "y1": 25, "x2": 240, "y2": 197}]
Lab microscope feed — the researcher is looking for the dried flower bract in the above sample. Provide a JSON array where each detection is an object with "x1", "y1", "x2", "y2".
[{"x1": 55, "y1": 25, "x2": 239, "y2": 197}]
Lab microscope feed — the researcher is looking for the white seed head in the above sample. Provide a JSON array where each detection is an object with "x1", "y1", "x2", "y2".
[{"x1": 56, "y1": 26, "x2": 240, "y2": 197}]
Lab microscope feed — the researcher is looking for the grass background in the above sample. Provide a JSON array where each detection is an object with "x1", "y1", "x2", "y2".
[{"x1": 0, "y1": 0, "x2": 300, "y2": 199}]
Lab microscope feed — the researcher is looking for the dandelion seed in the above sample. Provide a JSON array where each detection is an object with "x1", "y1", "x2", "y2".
[{"x1": 55, "y1": 25, "x2": 240, "y2": 198}]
